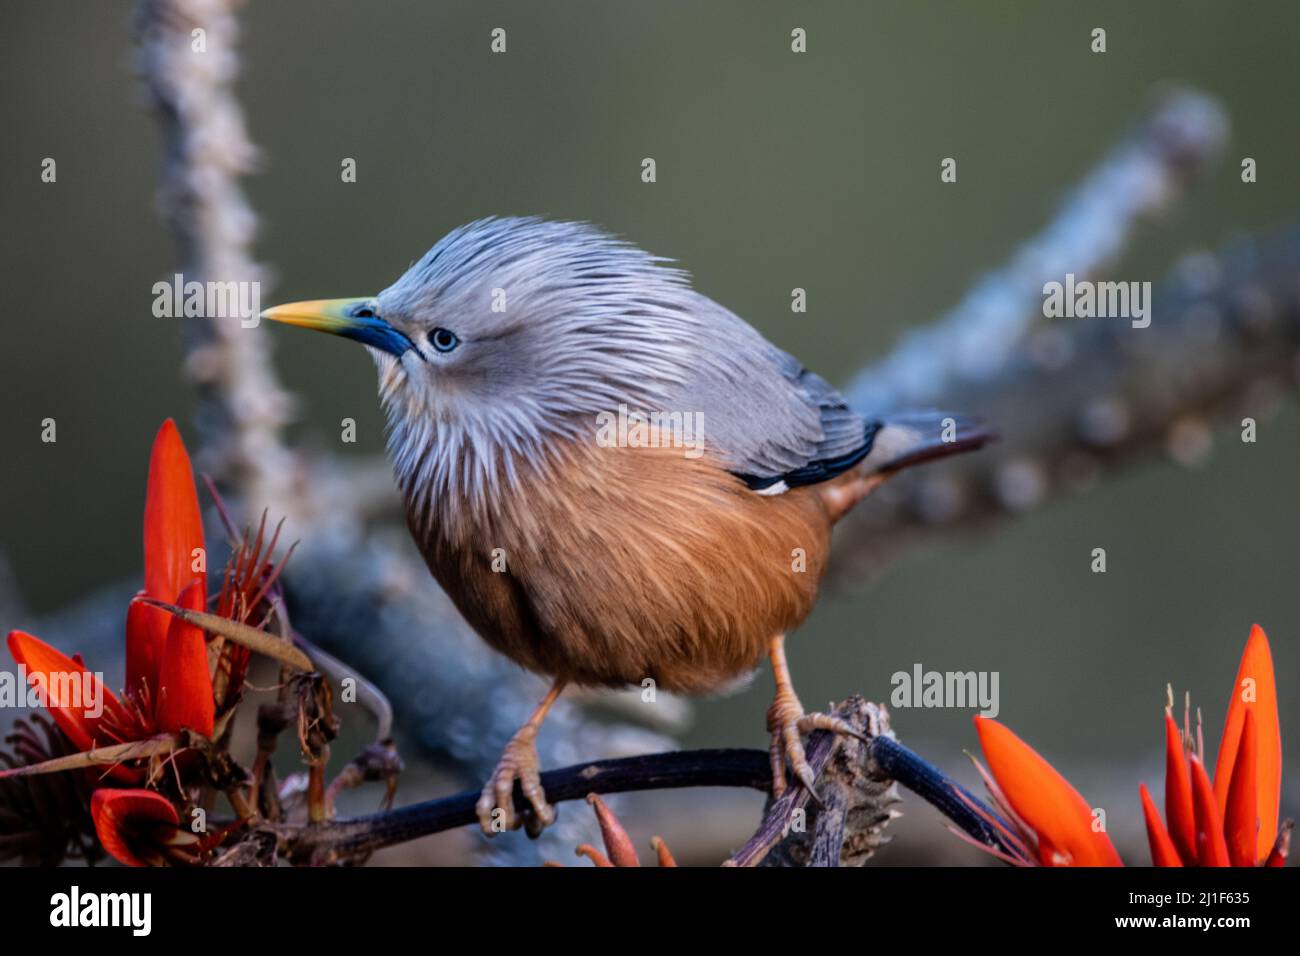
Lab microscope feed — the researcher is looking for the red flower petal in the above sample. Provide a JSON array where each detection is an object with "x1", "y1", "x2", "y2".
[
  {"x1": 1223, "y1": 709, "x2": 1259, "y2": 867},
  {"x1": 974, "y1": 717, "x2": 1123, "y2": 867},
  {"x1": 1265, "y1": 821, "x2": 1291, "y2": 867},
  {"x1": 6, "y1": 630, "x2": 121, "y2": 752},
  {"x1": 1163, "y1": 711, "x2": 1197, "y2": 866},
  {"x1": 1213, "y1": 625, "x2": 1281, "y2": 863},
  {"x1": 1140, "y1": 783, "x2": 1183, "y2": 867},
  {"x1": 142, "y1": 418, "x2": 206, "y2": 611},
  {"x1": 586, "y1": 793, "x2": 640, "y2": 867},
  {"x1": 152, "y1": 580, "x2": 214, "y2": 737},
  {"x1": 91, "y1": 788, "x2": 179, "y2": 867},
  {"x1": 124, "y1": 591, "x2": 166, "y2": 707},
  {"x1": 133, "y1": 420, "x2": 206, "y2": 705},
  {"x1": 574, "y1": 845, "x2": 615, "y2": 867},
  {"x1": 650, "y1": 835, "x2": 677, "y2": 867},
  {"x1": 1190, "y1": 755, "x2": 1230, "y2": 866}
]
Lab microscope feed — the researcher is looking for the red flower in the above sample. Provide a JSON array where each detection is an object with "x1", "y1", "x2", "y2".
[
  {"x1": 1140, "y1": 625, "x2": 1288, "y2": 867},
  {"x1": 965, "y1": 626, "x2": 1290, "y2": 868},
  {"x1": 91, "y1": 789, "x2": 198, "y2": 867},
  {"x1": 971, "y1": 716, "x2": 1124, "y2": 866},
  {"x1": 547, "y1": 794, "x2": 677, "y2": 867},
  {"x1": 6, "y1": 419, "x2": 214, "y2": 780}
]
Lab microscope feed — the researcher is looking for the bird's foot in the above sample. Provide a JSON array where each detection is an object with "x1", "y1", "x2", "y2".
[
  {"x1": 476, "y1": 725, "x2": 555, "y2": 836},
  {"x1": 766, "y1": 688, "x2": 865, "y2": 800}
]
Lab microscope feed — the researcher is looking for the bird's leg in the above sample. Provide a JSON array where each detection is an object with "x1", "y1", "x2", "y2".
[
  {"x1": 476, "y1": 680, "x2": 566, "y2": 836},
  {"x1": 765, "y1": 633, "x2": 864, "y2": 799}
]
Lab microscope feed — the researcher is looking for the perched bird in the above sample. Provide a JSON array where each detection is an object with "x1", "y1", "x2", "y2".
[{"x1": 262, "y1": 217, "x2": 989, "y2": 835}]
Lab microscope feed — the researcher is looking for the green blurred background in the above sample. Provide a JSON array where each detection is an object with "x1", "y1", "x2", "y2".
[{"x1": 2, "y1": 0, "x2": 1298, "y2": 861}]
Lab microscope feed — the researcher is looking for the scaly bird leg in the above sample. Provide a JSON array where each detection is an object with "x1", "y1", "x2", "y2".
[
  {"x1": 766, "y1": 633, "x2": 865, "y2": 799},
  {"x1": 476, "y1": 680, "x2": 566, "y2": 836}
]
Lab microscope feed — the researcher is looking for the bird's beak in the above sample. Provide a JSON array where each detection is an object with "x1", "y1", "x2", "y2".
[{"x1": 259, "y1": 298, "x2": 417, "y2": 358}]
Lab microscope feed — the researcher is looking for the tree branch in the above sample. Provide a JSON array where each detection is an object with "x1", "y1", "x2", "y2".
[
  {"x1": 834, "y1": 218, "x2": 1300, "y2": 574},
  {"x1": 281, "y1": 748, "x2": 769, "y2": 865},
  {"x1": 134, "y1": 0, "x2": 298, "y2": 510},
  {"x1": 274, "y1": 698, "x2": 1015, "y2": 867},
  {"x1": 846, "y1": 88, "x2": 1229, "y2": 414}
]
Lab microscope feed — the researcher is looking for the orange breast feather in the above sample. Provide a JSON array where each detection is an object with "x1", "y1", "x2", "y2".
[{"x1": 410, "y1": 435, "x2": 838, "y2": 693}]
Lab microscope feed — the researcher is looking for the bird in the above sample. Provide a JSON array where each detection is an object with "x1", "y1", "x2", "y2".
[{"x1": 260, "y1": 216, "x2": 990, "y2": 836}]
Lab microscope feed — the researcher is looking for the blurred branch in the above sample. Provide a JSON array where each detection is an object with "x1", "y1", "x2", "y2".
[
  {"x1": 830, "y1": 91, "x2": 1300, "y2": 573},
  {"x1": 847, "y1": 88, "x2": 1229, "y2": 412},
  {"x1": 835, "y1": 219, "x2": 1300, "y2": 574},
  {"x1": 134, "y1": 0, "x2": 298, "y2": 510}
]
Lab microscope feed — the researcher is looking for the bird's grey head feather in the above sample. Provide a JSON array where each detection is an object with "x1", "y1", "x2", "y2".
[{"x1": 371, "y1": 217, "x2": 706, "y2": 519}]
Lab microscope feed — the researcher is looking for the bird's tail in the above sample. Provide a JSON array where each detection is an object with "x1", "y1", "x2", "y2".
[{"x1": 862, "y1": 411, "x2": 994, "y2": 476}]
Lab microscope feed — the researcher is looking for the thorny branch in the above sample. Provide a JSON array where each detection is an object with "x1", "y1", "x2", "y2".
[{"x1": 135, "y1": 0, "x2": 298, "y2": 512}]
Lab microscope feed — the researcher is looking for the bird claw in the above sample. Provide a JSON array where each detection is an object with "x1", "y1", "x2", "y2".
[
  {"x1": 767, "y1": 693, "x2": 863, "y2": 801},
  {"x1": 476, "y1": 726, "x2": 555, "y2": 836}
]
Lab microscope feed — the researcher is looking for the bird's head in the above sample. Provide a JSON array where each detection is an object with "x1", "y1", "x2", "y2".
[{"x1": 260, "y1": 217, "x2": 702, "y2": 511}]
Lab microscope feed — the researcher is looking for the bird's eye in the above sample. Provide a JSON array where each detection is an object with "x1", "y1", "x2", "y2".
[
  {"x1": 429, "y1": 328, "x2": 460, "y2": 353},
  {"x1": 351, "y1": 304, "x2": 377, "y2": 319}
]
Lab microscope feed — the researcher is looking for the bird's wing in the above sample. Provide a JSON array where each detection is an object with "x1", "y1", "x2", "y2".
[{"x1": 673, "y1": 295, "x2": 875, "y2": 493}]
